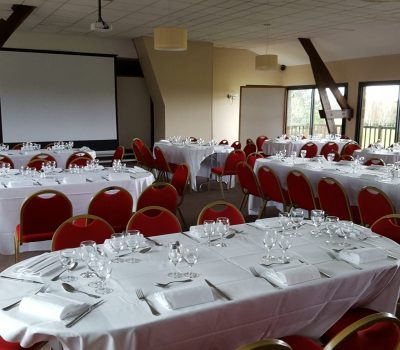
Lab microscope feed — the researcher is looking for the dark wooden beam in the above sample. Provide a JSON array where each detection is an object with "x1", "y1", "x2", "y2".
[
  {"x1": 298, "y1": 37, "x2": 353, "y2": 133},
  {"x1": 0, "y1": 4, "x2": 35, "y2": 48}
]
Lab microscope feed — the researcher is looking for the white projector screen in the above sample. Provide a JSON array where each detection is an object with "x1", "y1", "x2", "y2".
[{"x1": 0, "y1": 50, "x2": 117, "y2": 144}]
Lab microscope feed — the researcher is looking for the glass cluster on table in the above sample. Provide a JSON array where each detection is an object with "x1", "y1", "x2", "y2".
[
  {"x1": 21, "y1": 142, "x2": 41, "y2": 151},
  {"x1": 49, "y1": 141, "x2": 74, "y2": 151}
]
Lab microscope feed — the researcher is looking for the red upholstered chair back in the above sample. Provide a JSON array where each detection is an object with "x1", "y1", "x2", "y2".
[
  {"x1": 126, "y1": 206, "x2": 181, "y2": 237},
  {"x1": 88, "y1": 186, "x2": 133, "y2": 233},
  {"x1": 320, "y1": 142, "x2": 339, "y2": 159},
  {"x1": 246, "y1": 152, "x2": 263, "y2": 169},
  {"x1": 256, "y1": 136, "x2": 268, "y2": 152},
  {"x1": 243, "y1": 143, "x2": 257, "y2": 158},
  {"x1": 136, "y1": 182, "x2": 178, "y2": 214},
  {"x1": 223, "y1": 149, "x2": 246, "y2": 175},
  {"x1": 132, "y1": 139, "x2": 144, "y2": 164},
  {"x1": 52, "y1": 214, "x2": 114, "y2": 250},
  {"x1": 68, "y1": 156, "x2": 92, "y2": 168},
  {"x1": 237, "y1": 161, "x2": 263, "y2": 198},
  {"x1": 112, "y1": 146, "x2": 125, "y2": 162},
  {"x1": 371, "y1": 214, "x2": 400, "y2": 244},
  {"x1": 231, "y1": 140, "x2": 242, "y2": 149},
  {"x1": 31, "y1": 153, "x2": 57, "y2": 163},
  {"x1": 299, "y1": 142, "x2": 318, "y2": 158},
  {"x1": 26, "y1": 159, "x2": 46, "y2": 171},
  {"x1": 140, "y1": 144, "x2": 155, "y2": 169},
  {"x1": 12, "y1": 143, "x2": 23, "y2": 150},
  {"x1": 170, "y1": 163, "x2": 190, "y2": 197},
  {"x1": 287, "y1": 170, "x2": 317, "y2": 211},
  {"x1": 364, "y1": 158, "x2": 385, "y2": 166},
  {"x1": 236, "y1": 338, "x2": 293, "y2": 350},
  {"x1": 246, "y1": 138, "x2": 254, "y2": 145},
  {"x1": 219, "y1": 139, "x2": 229, "y2": 145},
  {"x1": 0, "y1": 155, "x2": 14, "y2": 168},
  {"x1": 317, "y1": 177, "x2": 352, "y2": 220},
  {"x1": 341, "y1": 141, "x2": 361, "y2": 156},
  {"x1": 257, "y1": 166, "x2": 286, "y2": 203},
  {"x1": 154, "y1": 146, "x2": 171, "y2": 172},
  {"x1": 358, "y1": 186, "x2": 394, "y2": 227},
  {"x1": 197, "y1": 200, "x2": 245, "y2": 225},
  {"x1": 340, "y1": 155, "x2": 354, "y2": 161},
  {"x1": 66, "y1": 152, "x2": 93, "y2": 168}
]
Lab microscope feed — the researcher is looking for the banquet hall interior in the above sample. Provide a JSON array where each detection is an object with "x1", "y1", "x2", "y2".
[{"x1": 1, "y1": 0, "x2": 400, "y2": 349}]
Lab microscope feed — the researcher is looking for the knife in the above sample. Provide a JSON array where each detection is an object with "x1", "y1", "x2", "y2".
[
  {"x1": 145, "y1": 237, "x2": 163, "y2": 246},
  {"x1": 0, "y1": 275, "x2": 44, "y2": 284},
  {"x1": 65, "y1": 300, "x2": 105, "y2": 328},
  {"x1": 181, "y1": 232, "x2": 200, "y2": 243},
  {"x1": 204, "y1": 279, "x2": 232, "y2": 301}
]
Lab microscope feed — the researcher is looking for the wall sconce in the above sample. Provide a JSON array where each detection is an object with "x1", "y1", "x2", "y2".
[{"x1": 227, "y1": 93, "x2": 237, "y2": 103}]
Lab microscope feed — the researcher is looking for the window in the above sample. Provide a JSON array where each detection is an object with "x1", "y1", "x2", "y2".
[
  {"x1": 356, "y1": 82, "x2": 400, "y2": 148},
  {"x1": 286, "y1": 85, "x2": 347, "y2": 138}
]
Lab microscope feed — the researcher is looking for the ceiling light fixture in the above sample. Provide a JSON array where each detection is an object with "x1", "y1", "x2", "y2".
[
  {"x1": 255, "y1": 24, "x2": 278, "y2": 71},
  {"x1": 91, "y1": 0, "x2": 112, "y2": 32}
]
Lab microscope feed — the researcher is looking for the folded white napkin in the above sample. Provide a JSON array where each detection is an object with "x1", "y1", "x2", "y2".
[
  {"x1": 108, "y1": 173, "x2": 130, "y2": 181},
  {"x1": 62, "y1": 175, "x2": 86, "y2": 184},
  {"x1": 19, "y1": 293, "x2": 89, "y2": 321},
  {"x1": 265, "y1": 264, "x2": 320, "y2": 286},
  {"x1": 159, "y1": 140, "x2": 170, "y2": 143},
  {"x1": 338, "y1": 247, "x2": 387, "y2": 265},
  {"x1": 14, "y1": 254, "x2": 61, "y2": 277},
  {"x1": 254, "y1": 218, "x2": 281, "y2": 229},
  {"x1": 189, "y1": 225, "x2": 206, "y2": 238},
  {"x1": 154, "y1": 282, "x2": 214, "y2": 309},
  {"x1": 6, "y1": 180, "x2": 34, "y2": 188}
]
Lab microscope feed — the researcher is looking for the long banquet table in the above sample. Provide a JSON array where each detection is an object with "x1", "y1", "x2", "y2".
[
  {"x1": 0, "y1": 218, "x2": 399, "y2": 349},
  {"x1": 0, "y1": 167, "x2": 154, "y2": 255},
  {"x1": 154, "y1": 141, "x2": 233, "y2": 191},
  {"x1": 0, "y1": 149, "x2": 97, "y2": 169},
  {"x1": 262, "y1": 139, "x2": 348, "y2": 156}
]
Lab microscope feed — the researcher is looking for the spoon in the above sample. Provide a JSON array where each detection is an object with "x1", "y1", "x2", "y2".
[
  {"x1": 51, "y1": 262, "x2": 78, "y2": 281},
  {"x1": 210, "y1": 233, "x2": 235, "y2": 242},
  {"x1": 62, "y1": 283, "x2": 101, "y2": 298}
]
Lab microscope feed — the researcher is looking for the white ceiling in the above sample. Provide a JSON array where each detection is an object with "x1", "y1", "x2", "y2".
[{"x1": 1, "y1": 0, "x2": 400, "y2": 65}]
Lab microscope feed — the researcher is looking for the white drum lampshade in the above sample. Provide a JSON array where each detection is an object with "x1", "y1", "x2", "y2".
[
  {"x1": 154, "y1": 27, "x2": 187, "y2": 51},
  {"x1": 255, "y1": 54, "x2": 278, "y2": 71}
]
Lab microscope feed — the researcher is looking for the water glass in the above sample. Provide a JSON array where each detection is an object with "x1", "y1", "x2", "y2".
[
  {"x1": 59, "y1": 249, "x2": 78, "y2": 282},
  {"x1": 183, "y1": 245, "x2": 199, "y2": 278},
  {"x1": 310, "y1": 209, "x2": 325, "y2": 237},
  {"x1": 277, "y1": 231, "x2": 293, "y2": 262},
  {"x1": 263, "y1": 229, "x2": 277, "y2": 261},
  {"x1": 168, "y1": 242, "x2": 183, "y2": 278},
  {"x1": 110, "y1": 232, "x2": 126, "y2": 263},
  {"x1": 325, "y1": 216, "x2": 339, "y2": 243},
  {"x1": 279, "y1": 212, "x2": 290, "y2": 230},
  {"x1": 291, "y1": 151, "x2": 297, "y2": 164},
  {"x1": 290, "y1": 208, "x2": 304, "y2": 236},
  {"x1": 339, "y1": 221, "x2": 354, "y2": 241},
  {"x1": 125, "y1": 230, "x2": 144, "y2": 263},
  {"x1": 216, "y1": 217, "x2": 229, "y2": 247},
  {"x1": 327, "y1": 153, "x2": 335, "y2": 163},
  {"x1": 203, "y1": 220, "x2": 215, "y2": 246},
  {"x1": 80, "y1": 240, "x2": 97, "y2": 278},
  {"x1": 94, "y1": 256, "x2": 113, "y2": 294},
  {"x1": 300, "y1": 150, "x2": 307, "y2": 159}
]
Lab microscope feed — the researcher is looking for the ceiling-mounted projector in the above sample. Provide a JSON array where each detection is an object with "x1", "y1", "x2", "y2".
[{"x1": 91, "y1": 0, "x2": 112, "y2": 32}]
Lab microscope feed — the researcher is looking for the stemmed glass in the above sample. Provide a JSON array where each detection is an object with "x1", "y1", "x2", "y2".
[
  {"x1": 291, "y1": 151, "x2": 297, "y2": 164},
  {"x1": 310, "y1": 209, "x2": 325, "y2": 237},
  {"x1": 94, "y1": 255, "x2": 113, "y2": 295},
  {"x1": 80, "y1": 240, "x2": 97, "y2": 278},
  {"x1": 325, "y1": 216, "x2": 339, "y2": 243},
  {"x1": 278, "y1": 212, "x2": 290, "y2": 230},
  {"x1": 327, "y1": 153, "x2": 335, "y2": 164},
  {"x1": 216, "y1": 217, "x2": 229, "y2": 247},
  {"x1": 168, "y1": 242, "x2": 183, "y2": 278},
  {"x1": 263, "y1": 229, "x2": 277, "y2": 261},
  {"x1": 300, "y1": 150, "x2": 307, "y2": 159},
  {"x1": 290, "y1": 208, "x2": 304, "y2": 236},
  {"x1": 203, "y1": 220, "x2": 215, "y2": 246},
  {"x1": 109, "y1": 232, "x2": 126, "y2": 263},
  {"x1": 125, "y1": 230, "x2": 144, "y2": 264},
  {"x1": 59, "y1": 249, "x2": 78, "y2": 282},
  {"x1": 183, "y1": 245, "x2": 199, "y2": 278},
  {"x1": 339, "y1": 221, "x2": 354, "y2": 242},
  {"x1": 277, "y1": 231, "x2": 293, "y2": 262}
]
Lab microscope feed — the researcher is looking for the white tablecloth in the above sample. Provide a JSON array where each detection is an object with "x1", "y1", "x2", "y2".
[
  {"x1": 0, "y1": 167, "x2": 154, "y2": 255},
  {"x1": 353, "y1": 148, "x2": 400, "y2": 164},
  {"x1": 154, "y1": 142, "x2": 233, "y2": 191},
  {"x1": 249, "y1": 157, "x2": 400, "y2": 215},
  {"x1": 1, "y1": 149, "x2": 97, "y2": 169},
  {"x1": 262, "y1": 139, "x2": 348, "y2": 157},
  {"x1": 0, "y1": 219, "x2": 399, "y2": 349}
]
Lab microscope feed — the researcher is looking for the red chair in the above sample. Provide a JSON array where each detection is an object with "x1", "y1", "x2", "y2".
[
  {"x1": 299, "y1": 142, "x2": 318, "y2": 158},
  {"x1": 52, "y1": 214, "x2": 114, "y2": 251},
  {"x1": 219, "y1": 139, "x2": 229, "y2": 145},
  {"x1": 126, "y1": 206, "x2": 181, "y2": 237},
  {"x1": 340, "y1": 155, "x2": 354, "y2": 161},
  {"x1": 68, "y1": 156, "x2": 92, "y2": 168},
  {"x1": 358, "y1": 186, "x2": 394, "y2": 227},
  {"x1": 257, "y1": 166, "x2": 291, "y2": 212},
  {"x1": 371, "y1": 214, "x2": 400, "y2": 244},
  {"x1": 0, "y1": 155, "x2": 14, "y2": 168},
  {"x1": 154, "y1": 146, "x2": 177, "y2": 181},
  {"x1": 321, "y1": 310, "x2": 400, "y2": 350},
  {"x1": 140, "y1": 144, "x2": 156, "y2": 173},
  {"x1": 31, "y1": 153, "x2": 57, "y2": 163},
  {"x1": 364, "y1": 158, "x2": 385, "y2": 166},
  {"x1": 88, "y1": 186, "x2": 133, "y2": 233},
  {"x1": 197, "y1": 200, "x2": 245, "y2": 225},
  {"x1": 236, "y1": 338, "x2": 293, "y2": 350},
  {"x1": 246, "y1": 138, "x2": 254, "y2": 145},
  {"x1": 246, "y1": 152, "x2": 263, "y2": 169},
  {"x1": 208, "y1": 149, "x2": 246, "y2": 198},
  {"x1": 236, "y1": 161, "x2": 266, "y2": 218},
  {"x1": 170, "y1": 163, "x2": 190, "y2": 228},
  {"x1": 26, "y1": 159, "x2": 46, "y2": 171},
  {"x1": 243, "y1": 142, "x2": 257, "y2": 158},
  {"x1": 331, "y1": 151, "x2": 341, "y2": 162},
  {"x1": 12, "y1": 143, "x2": 23, "y2": 150},
  {"x1": 256, "y1": 135, "x2": 268, "y2": 152},
  {"x1": 287, "y1": 170, "x2": 318, "y2": 214},
  {"x1": 280, "y1": 336, "x2": 322, "y2": 350},
  {"x1": 136, "y1": 182, "x2": 178, "y2": 214},
  {"x1": 66, "y1": 151, "x2": 93, "y2": 168},
  {"x1": 317, "y1": 177, "x2": 358, "y2": 221},
  {"x1": 0, "y1": 339, "x2": 46, "y2": 350},
  {"x1": 341, "y1": 141, "x2": 361, "y2": 156},
  {"x1": 15, "y1": 190, "x2": 72, "y2": 261},
  {"x1": 320, "y1": 142, "x2": 339, "y2": 159},
  {"x1": 132, "y1": 138, "x2": 145, "y2": 167},
  {"x1": 112, "y1": 146, "x2": 125, "y2": 163},
  {"x1": 189, "y1": 136, "x2": 197, "y2": 142},
  {"x1": 231, "y1": 141, "x2": 242, "y2": 149}
]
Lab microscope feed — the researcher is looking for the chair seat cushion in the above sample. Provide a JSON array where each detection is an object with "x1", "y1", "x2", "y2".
[
  {"x1": 15, "y1": 224, "x2": 54, "y2": 243},
  {"x1": 281, "y1": 335, "x2": 322, "y2": 350}
]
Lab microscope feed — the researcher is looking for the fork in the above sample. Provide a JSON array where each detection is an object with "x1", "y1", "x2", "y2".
[
  {"x1": 249, "y1": 266, "x2": 281, "y2": 289},
  {"x1": 135, "y1": 289, "x2": 160, "y2": 316},
  {"x1": 2, "y1": 285, "x2": 47, "y2": 311},
  {"x1": 154, "y1": 279, "x2": 192, "y2": 288}
]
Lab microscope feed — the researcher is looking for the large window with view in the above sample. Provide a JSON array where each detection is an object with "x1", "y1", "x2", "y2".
[
  {"x1": 286, "y1": 85, "x2": 346, "y2": 138},
  {"x1": 357, "y1": 82, "x2": 400, "y2": 149}
]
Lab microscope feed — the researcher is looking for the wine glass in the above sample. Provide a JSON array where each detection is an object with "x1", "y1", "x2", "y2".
[
  {"x1": 94, "y1": 256, "x2": 113, "y2": 295},
  {"x1": 59, "y1": 249, "x2": 78, "y2": 282},
  {"x1": 216, "y1": 217, "x2": 229, "y2": 247},
  {"x1": 310, "y1": 209, "x2": 325, "y2": 237},
  {"x1": 183, "y1": 245, "x2": 199, "y2": 278},
  {"x1": 300, "y1": 149, "x2": 307, "y2": 159},
  {"x1": 278, "y1": 212, "x2": 290, "y2": 230},
  {"x1": 109, "y1": 232, "x2": 126, "y2": 263},
  {"x1": 263, "y1": 229, "x2": 277, "y2": 261},
  {"x1": 203, "y1": 220, "x2": 215, "y2": 246},
  {"x1": 125, "y1": 230, "x2": 144, "y2": 264},
  {"x1": 291, "y1": 151, "x2": 297, "y2": 164},
  {"x1": 325, "y1": 216, "x2": 339, "y2": 243},
  {"x1": 277, "y1": 231, "x2": 293, "y2": 262},
  {"x1": 290, "y1": 208, "x2": 304, "y2": 236},
  {"x1": 168, "y1": 242, "x2": 183, "y2": 278},
  {"x1": 327, "y1": 153, "x2": 335, "y2": 164},
  {"x1": 80, "y1": 240, "x2": 97, "y2": 278},
  {"x1": 339, "y1": 220, "x2": 354, "y2": 242}
]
